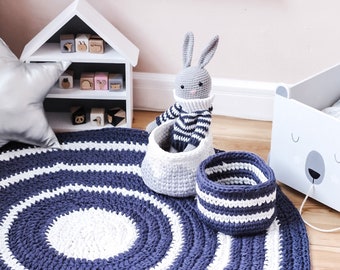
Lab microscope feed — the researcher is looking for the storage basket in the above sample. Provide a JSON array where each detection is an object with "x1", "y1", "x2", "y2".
[
  {"x1": 141, "y1": 120, "x2": 214, "y2": 197},
  {"x1": 196, "y1": 151, "x2": 277, "y2": 236}
]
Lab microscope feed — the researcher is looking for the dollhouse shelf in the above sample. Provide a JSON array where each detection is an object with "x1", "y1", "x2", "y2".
[{"x1": 20, "y1": 0, "x2": 139, "y2": 133}]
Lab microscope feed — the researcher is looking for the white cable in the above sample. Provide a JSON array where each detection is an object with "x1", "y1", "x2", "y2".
[{"x1": 299, "y1": 184, "x2": 340, "y2": 233}]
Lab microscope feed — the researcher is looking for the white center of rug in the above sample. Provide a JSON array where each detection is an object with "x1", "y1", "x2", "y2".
[{"x1": 46, "y1": 207, "x2": 138, "y2": 260}]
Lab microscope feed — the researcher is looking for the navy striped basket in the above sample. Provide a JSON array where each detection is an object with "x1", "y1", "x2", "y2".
[{"x1": 196, "y1": 151, "x2": 277, "y2": 236}]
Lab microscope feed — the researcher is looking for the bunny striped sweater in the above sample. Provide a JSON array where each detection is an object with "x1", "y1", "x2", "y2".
[{"x1": 156, "y1": 94, "x2": 214, "y2": 152}]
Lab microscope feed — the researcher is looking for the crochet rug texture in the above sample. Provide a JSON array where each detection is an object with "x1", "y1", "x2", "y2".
[{"x1": 0, "y1": 128, "x2": 310, "y2": 270}]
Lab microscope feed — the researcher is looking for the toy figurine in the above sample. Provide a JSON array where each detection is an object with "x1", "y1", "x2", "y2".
[{"x1": 146, "y1": 32, "x2": 219, "y2": 152}]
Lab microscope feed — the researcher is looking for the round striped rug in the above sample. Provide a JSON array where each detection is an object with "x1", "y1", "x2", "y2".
[{"x1": 0, "y1": 128, "x2": 310, "y2": 269}]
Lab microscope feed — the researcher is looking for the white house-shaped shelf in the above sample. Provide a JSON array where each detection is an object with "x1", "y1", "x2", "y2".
[
  {"x1": 20, "y1": 0, "x2": 139, "y2": 131},
  {"x1": 20, "y1": 0, "x2": 139, "y2": 66}
]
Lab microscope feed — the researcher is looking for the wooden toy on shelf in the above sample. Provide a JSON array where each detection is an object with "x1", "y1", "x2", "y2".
[
  {"x1": 80, "y1": 72, "x2": 95, "y2": 90},
  {"x1": 60, "y1": 34, "x2": 75, "y2": 53},
  {"x1": 89, "y1": 35, "x2": 104, "y2": 54},
  {"x1": 71, "y1": 106, "x2": 86, "y2": 125},
  {"x1": 90, "y1": 107, "x2": 105, "y2": 126},
  {"x1": 95, "y1": 72, "x2": 108, "y2": 90},
  {"x1": 107, "y1": 107, "x2": 126, "y2": 126},
  {"x1": 109, "y1": 73, "x2": 123, "y2": 91},
  {"x1": 75, "y1": 33, "x2": 90, "y2": 52},
  {"x1": 59, "y1": 70, "x2": 74, "y2": 89}
]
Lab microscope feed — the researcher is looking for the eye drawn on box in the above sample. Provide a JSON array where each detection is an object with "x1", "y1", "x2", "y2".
[
  {"x1": 276, "y1": 85, "x2": 289, "y2": 98},
  {"x1": 291, "y1": 133, "x2": 299, "y2": 143}
]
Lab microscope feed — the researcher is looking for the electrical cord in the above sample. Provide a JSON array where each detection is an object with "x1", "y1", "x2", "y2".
[{"x1": 299, "y1": 184, "x2": 340, "y2": 233}]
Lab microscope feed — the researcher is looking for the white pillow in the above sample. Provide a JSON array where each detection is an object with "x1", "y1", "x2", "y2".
[{"x1": 0, "y1": 38, "x2": 71, "y2": 148}]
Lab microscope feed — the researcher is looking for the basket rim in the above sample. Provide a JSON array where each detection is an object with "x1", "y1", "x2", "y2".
[
  {"x1": 149, "y1": 120, "x2": 213, "y2": 159},
  {"x1": 197, "y1": 151, "x2": 276, "y2": 193}
]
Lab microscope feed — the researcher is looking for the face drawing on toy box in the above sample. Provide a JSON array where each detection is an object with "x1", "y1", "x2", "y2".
[{"x1": 270, "y1": 88, "x2": 340, "y2": 212}]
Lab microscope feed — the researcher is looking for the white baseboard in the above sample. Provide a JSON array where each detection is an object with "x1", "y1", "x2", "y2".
[{"x1": 133, "y1": 72, "x2": 278, "y2": 121}]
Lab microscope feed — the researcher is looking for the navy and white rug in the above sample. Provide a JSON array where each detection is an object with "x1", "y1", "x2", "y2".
[{"x1": 0, "y1": 128, "x2": 310, "y2": 269}]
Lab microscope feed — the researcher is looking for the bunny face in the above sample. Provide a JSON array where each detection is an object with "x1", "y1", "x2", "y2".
[
  {"x1": 175, "y1": 66, "x2": 211, "y2": 99},
  {"x1": 175, "y1": 32, "x2": 219, "y2": 100}
]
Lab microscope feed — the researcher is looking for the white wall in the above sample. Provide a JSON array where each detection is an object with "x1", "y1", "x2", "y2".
[
  {"x1": 1, "y1": 0, "x2": 340, "y2": 120},
  {"x1": 1, "y1": 0, "x2": 340, "y2": 84}
]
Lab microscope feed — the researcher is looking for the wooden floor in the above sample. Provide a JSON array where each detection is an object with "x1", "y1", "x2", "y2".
[{"x1": 133, "y1": 110, "x2": 340, "y2": 270}]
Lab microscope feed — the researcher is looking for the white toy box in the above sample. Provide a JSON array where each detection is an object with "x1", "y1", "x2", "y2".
[{"x1": 269, "y1": 63, "x2": 340, "y2": 211}]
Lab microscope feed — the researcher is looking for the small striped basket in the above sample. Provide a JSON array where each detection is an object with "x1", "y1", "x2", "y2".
[{"x1": 196, "y1": 151, "x2": 277, "y2": 236}]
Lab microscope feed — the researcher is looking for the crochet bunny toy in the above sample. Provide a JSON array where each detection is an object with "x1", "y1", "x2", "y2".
[{"x1": 146, "y1": 32, "x2": 219, "y2": 153}]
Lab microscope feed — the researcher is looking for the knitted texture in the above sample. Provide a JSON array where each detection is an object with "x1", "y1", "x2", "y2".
[
  {"x1": 142, "y1": 120, "x2": 215, "y2": 197},
  {"x1": 146, "y1": 32, "x2": 218, "y2": 152},
  {"x1": 0, "y1": 128, "x2": 310, "y2": 269},
  {"x1": 196, "y1": 151, "x2": 278, "y2": 236},
  {"x1": 174, "y1": 66, "x2": 211, "y2": 99},
  {"x1": 155, "y1": 93, "x2": 214, "y2": 152},
  {"x1": 173, "y1": 32, "x2": 218, "y2": 100}
]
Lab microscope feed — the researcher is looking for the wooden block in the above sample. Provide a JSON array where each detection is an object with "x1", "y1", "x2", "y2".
[
  {"x1": 70, "y1": 106, "x2": 86, "y2": 125},
  {"x1": 94, "y1": 72, "x2": 108, "y2": 90},
  {"x1": 60, "y1": 34, "x2": 75, "y2": 53},
  {"x1": 59, "y1": 70, "x2": 74, "y2": 89},
  {"x1": 75, "y1": 34, "x2": 90, "y2": 52},
  {"x1": 108, "y1": 73, "x2": 123, "y2": 91},
  {"x1": 80, "y1": 72, "x2": 95, "y2": 90},
  {"x1": 89, "y1": 35, "x2": 104, "y2": 54},
  {"x1": 90, "y1": 108, "x2": 105, "y2": 126},
  {"x1": 107, "y1": 107, "x2": 126, "y2": 126}
]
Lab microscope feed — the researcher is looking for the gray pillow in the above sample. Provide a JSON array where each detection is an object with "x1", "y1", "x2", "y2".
[{"x1": 0, "y1": 38, "x2": 71, "y2": 148}]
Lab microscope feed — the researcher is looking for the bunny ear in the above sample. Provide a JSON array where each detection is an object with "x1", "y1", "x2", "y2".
[
  {"x1": 182, "y1": 32, "x2": 194, "y2": 68},
  {"x1": 198, "y1": 35, "x2": 219, "y2": 68}
]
